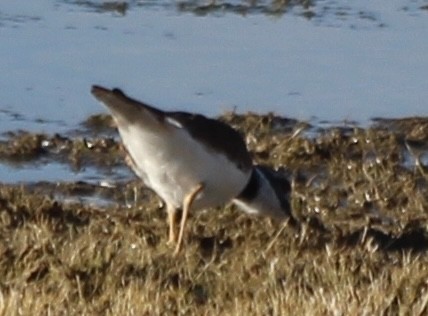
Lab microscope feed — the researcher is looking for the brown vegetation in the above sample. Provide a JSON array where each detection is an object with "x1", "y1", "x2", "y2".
[{"x1": 0, "y1": 114, "x2": 427, "y2": 315}]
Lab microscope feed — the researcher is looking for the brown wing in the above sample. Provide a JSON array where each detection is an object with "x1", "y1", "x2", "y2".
[{"x1": 167, "y1": 112, "x2": 252, "y2": 172}]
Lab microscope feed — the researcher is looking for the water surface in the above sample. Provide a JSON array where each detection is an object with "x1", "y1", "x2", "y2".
[{"x1": 1, "y1": 0, "x2": 427, "y2": 182}]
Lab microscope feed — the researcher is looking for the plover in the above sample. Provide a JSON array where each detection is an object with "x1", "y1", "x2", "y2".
[{"x1": 91, "y1": 85, "x2": 253, "y2": 255}]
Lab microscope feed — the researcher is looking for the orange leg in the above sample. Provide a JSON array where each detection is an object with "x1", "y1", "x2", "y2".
[
  {"x1": 166, "y1": 204, "x2": 178, "y2": 245},
  {"x1": 173, "y1": 183, "x2": 204, "y2": 256}
]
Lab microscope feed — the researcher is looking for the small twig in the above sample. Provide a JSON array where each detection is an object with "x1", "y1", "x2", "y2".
[{"x1": 263, "y1": 219, "x2": 290, "y2": 255}]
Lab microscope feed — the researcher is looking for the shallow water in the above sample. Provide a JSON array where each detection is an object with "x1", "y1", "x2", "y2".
[{"x1": 0, "y1": 0, "x2": 427, "y2": 183}]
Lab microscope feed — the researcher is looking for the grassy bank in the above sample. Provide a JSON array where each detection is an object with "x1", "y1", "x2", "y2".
[{"x1": 0, "y1": 114, "x2": 427, "y2": 315}]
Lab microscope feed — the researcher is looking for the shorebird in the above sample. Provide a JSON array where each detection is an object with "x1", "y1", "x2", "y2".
[
  {"x1": 91, "y1": 86, "x2": 298, "y2": 253},
  {"x1": 91, "y1": 85, "x2": 253, "y2": 255}
]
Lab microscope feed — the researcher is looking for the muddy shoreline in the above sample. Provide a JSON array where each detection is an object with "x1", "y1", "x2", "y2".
[{"x1": 1, "y1": 113, "x2": 427, "y2": 314}]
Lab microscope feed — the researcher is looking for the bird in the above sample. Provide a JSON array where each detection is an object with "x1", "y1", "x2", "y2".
[
  {"x1": 91, "y1": 85, "x2": 253, "y2": 255},
  {"x1": 233, "y1": 165, "x2": 298, "y2": 228}
]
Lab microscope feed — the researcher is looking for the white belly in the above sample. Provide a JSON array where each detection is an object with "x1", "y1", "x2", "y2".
[{"x1": 120, "y1": 123, "x2": 251, "y2": 210}]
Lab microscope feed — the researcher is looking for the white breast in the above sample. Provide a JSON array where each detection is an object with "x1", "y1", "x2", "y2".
[{"x1": 119, "y1": 122, "x2": 251, "y2": 210}]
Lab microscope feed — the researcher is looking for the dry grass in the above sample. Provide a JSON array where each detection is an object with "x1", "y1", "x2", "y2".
[{"x1": 1, "y1": 114, "x2": 428, "y2": 315}]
